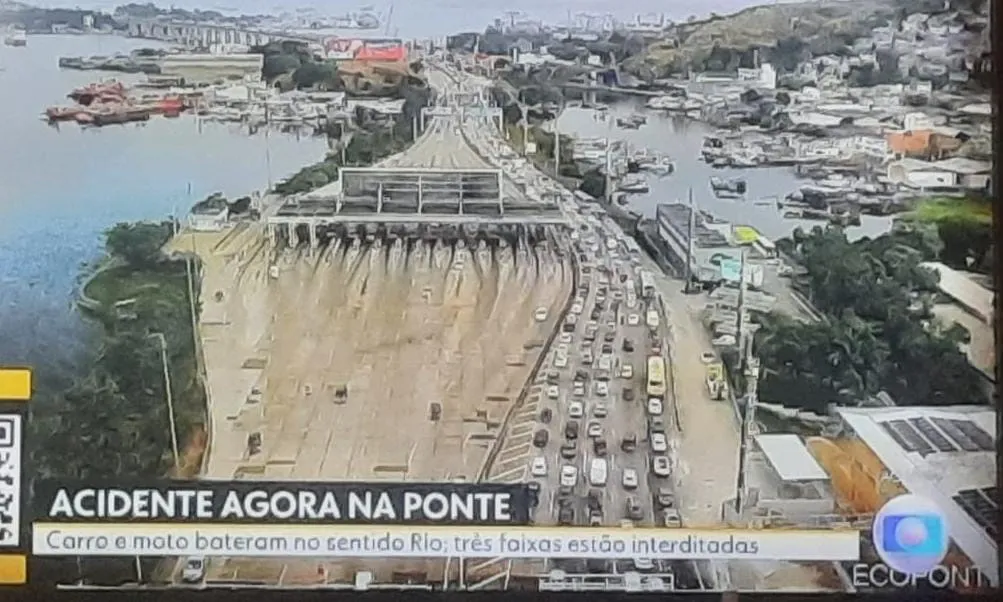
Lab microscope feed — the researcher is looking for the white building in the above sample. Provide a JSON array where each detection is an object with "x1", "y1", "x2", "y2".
[
  {"x1": 836, "y1": 406, "x2": 998, "y2": 585},
  {"x1": 886, "y1": 158, "x2": 991, "y2": 190},
  {"x1": 188, "y1": 207, "x2": 229, "y2": 231}
]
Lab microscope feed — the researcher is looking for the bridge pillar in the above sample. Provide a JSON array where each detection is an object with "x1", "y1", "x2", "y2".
[
  {"x1": 267, "y1": 224, "x2": 277, "y2": 248},
  {"x1": 287, "y1": 223, "x2": 298, "y2": 247},
  {"x1": 308, "y1": 224, "x2": 317, "y2": 255}
]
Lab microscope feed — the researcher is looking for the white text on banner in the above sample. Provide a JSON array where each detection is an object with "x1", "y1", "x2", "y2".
[{"x1": 33, "y1": 524, "x2": 860, "y2": 561}]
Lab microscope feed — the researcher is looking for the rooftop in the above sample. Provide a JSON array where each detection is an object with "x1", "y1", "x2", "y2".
[
  {"x1": 754, "y1": 434, "x2": 829, "y2": 482},
  {"x1": 920, "y1": 261, "x2": 993, "y2": 322},
  {"x1": 836, "y1": 405, "x2": 997, "y2": 585}
]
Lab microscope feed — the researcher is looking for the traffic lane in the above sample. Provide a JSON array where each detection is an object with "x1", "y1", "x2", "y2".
[{"x1": 535, "y1": 268, "x2": 602, "y2": 525}]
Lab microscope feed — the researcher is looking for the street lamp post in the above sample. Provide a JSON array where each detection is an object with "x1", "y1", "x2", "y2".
[{"x1": 148, "y1": 332, "x2": 181, "y2": 472}]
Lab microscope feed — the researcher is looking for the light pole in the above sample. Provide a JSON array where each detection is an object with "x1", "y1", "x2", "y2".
[{"x1": 148, "y1": 332, "x2": 181, "y2": 472}]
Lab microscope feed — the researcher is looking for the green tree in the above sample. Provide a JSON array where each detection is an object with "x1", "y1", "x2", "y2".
[
  {"x1": 104, "y1": 222, "x2": 170, "y2": 268},
  {"x1": 263, "y1": 54, "x2": 302, "y2": 80}
]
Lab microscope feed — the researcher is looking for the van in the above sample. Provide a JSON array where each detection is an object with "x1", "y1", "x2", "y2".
[
  {"x1": 645, "y1": 309, "x2": 660, "y2": 329},
  {"x1": 589, "y1": 458, "x2": 608, "y2": 486}
]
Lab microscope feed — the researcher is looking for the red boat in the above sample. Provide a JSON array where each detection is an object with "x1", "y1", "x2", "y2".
[{"x1": 69, "y1": 81, "x2": 126, "y2": 106}]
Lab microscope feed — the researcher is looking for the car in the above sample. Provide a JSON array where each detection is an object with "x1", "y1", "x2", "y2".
[
  {"x1": 547, "y1": 385, "x2": 560, "y2": 399},
  {"x1": 592, "y1": 402, "x2": 608, "y2": 418},
  {"x1": 622, "y1": 468, "x2": 639, "y2": 490},
  {"x1": 651, "y1": 455, "x2": 671, "y2": 477},
  {"x1": 649, "y1": 416, "x2": 665, "y2": 433},
  {"x1": 527, "y1": 481, "x2": 541, "y2": 507},
  {"x1": 589, "y1": 511, "x2": 603, "y2": 527},
  {"x1": 627, "y1": 313, "x2": 640, "y2": 326},
  {"x1": 625, "y1": 497, "x2": 644, "y2": 520},
  {"x1": 565, "y1": 420, "x2": 580, "y2": 440},
  {"x1": 560, "y1": 441, "x2": 578, "y2": 459},
  {"x1": 700, "y1": 351, "x2": 717, "y2": 364},
  {"x1": 655, "y1": 487, "x2": 675, "y2": 509},
  {"x1": 571, "y1": 302, "x2": 583, "y2": 314},
  {"x1": 540, "y1": 408, "x2": 553, "y2": 424},
  {"x1": 560, "y1": 465, "x2": 578, "y2": 487},
  {"x1": 662, "y1": 508, "x2": 682, "y2": 528},
  {"x1": 554, "y1": 354, "x2": 568, "y2": 368},
  {"x1": 633, "y1": 558, "x2": 654, "y2": 572},
  {"x1": 573, "y1": 382, "x2": 586, "y2": 397},
  {"x1": 594, "y1": 382, "x2": 609, "y2": 397},
  {"x1": 622, "y1": 388, "x2": 635, "y2": 402},
  {"x1": 621, "y1": 433, "x2": 637, "y2": 452},
  {"x1": 569, "y1": 401, "x2": 584, "y2": 419},
  {"x1": 600, "y1": 343, "x2": 613, "y2": 355},
  {"x1": 603, "y1": 331, "x2": 616, "y2": 343},
  {"x1": 556, "y1": 343, "x2": 570, "y2": 356},
  {"x1": 647, "y1": 398, "x2": 663, "y2": 416},
  {"x1": 651, "y1": 432, "x2": 668, "y2": 453},
  {"x1": 533, "y1": 429, "x2": 549, "y2": 448},
  {"x1": 534, "y1": 307, "x2": 548, "y2": 322},
  {"x1": 621, "y1": 364, "x2": 633, "y2": 379},
  {"x1": 531, "y1": 456, "x2": 547, "y2": 477},
  {"x1": 559, "y1": 332, "x2": 573, "y2": 344},
  {"x1": 622, "y1": 338, "x2": 635, "y2": 352},
  {"x1": 182, "y1": 556, "x2": 206, "y2": 583},
  {"x1": 593, "y1": 437, "x2": 608, "y2": 456},
  {"x1": 582, "y1": 349, "x2": 593, "y2": 364},
  {"x1": 587, "y1": 420, "x2": 603, "y2": 438}
]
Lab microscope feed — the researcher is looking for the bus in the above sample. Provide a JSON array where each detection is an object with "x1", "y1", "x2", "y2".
[
  {"x1": 646, "y1": 356, "x2": 667, "y2": 398},
  {"x1": 640, "y1": 270, "x2": 656, "y2": 299}
]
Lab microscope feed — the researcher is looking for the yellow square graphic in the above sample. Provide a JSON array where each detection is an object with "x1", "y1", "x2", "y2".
[
  {"x1": 0, "y1": 369, "x2": 31, "y2": 401},
  {"x1": 0, "y1": 555, "x2": 27, "y2": 585}
]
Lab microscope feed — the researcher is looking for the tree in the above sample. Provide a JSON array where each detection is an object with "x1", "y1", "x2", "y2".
[
  {"x1": 756, "y1": 225, "x2": 987, "y2": 410},
  {"x1": 104, "y1": 222, "x2": 170, "y2": 268},
  {"x1": 292, "y1": 61, "x2": 338, "y2": 89},
  {"x1": 262, "y1": 54, "x2": 302, "y2": 80}
]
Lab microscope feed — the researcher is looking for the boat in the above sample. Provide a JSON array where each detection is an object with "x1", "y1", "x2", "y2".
[
  {"x1": 617, "y1": 176, "x2": 650, "y2": 194},
  {"x1": 642, "y1": 157, "x2": 675, "y2": 176},
  {"x1": 616, "y1": 113, "x2": 646, "y2": 129},
  {"x1": 4, "y1": 28, "x2": 26, "y2": 47},
  {"x1": 45, "y1": 106, "x2": 88, "y2": 122},
  {"x1": 710, "y1": 177, "x2": 746, "y2": 195},
  {"x1": 69, "y1": 81, "x2": 127, "y2": 106}
]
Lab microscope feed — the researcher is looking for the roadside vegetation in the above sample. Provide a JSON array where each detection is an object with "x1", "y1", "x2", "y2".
[
  {"x1": 31, "y1": 221, "x2": 205, "y2": 585},
  {"x1": 273, "y1": 88, "x2": 431, "y2": 196},
  {"x1": 899, "y1": 196, "x2": 993, "y2": 273},
  {"x1": 735, "y1": 223, "x2": 987, "y2": 413}
]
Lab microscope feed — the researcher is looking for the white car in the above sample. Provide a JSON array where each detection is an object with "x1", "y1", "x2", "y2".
[
  {"x1": 647, "y1": 398, "x2": 663, "y2": 416},
  {"x1": 651, "y1": 432, "x2": 668, "y2": 453},
  {"x1": 627, "y1": 313, "x2": 640, "y2": 326},
  {"x1": 651, "y1": 455, "x2": 671, "y2": 477},
  {"x1": 531, "y1": 456, "x2": 548, "y2": 477},
  {"x1": 534, "y1": 307, "x2": 549, "y2": 322},
  {"x1": 182, "y1": 556, "x2": 206, "y2": 583},
  {"x1": 556, "y1": 343, "x2": 570, "y2": 355},
  {"x1": 573, "y1": 382, "x2": 586, "y2": 397},
  {"x1": 547, "y1": 386, "x2": 560, "y2": 399},
  {"x1": 569, "y1": 401, "x2": 584, "y2": 419},
  {"x1": 554, "y1": 354, "x2": 568, "y2": 368},
  {"x1": 559, "y1": 332, "x2": 574, "y2": 344},
  {"x1": 571, "y1": 302, "x2": 583, "y2": 314},
  {"x1": 592, "y1": 402, "x2": 608, "y2": 418},
  {"x1": 622, "y1": 468, "x2": 639, "y2": 490},
  {"x1": 626, "y1": 296, "x2": 638, "y2": 309},
  {"x1": 560, "y1": 464, "x2": 579, "y2": 487},
  {"x1": 594, "y1": 381, "x2": 609, "y2": 397},
  {"x1": 621, "y1": 365, "x2": 633, "y2": 379},
  {"x1": 587, "y1": 421, "x2": 603, "y2": 438}
]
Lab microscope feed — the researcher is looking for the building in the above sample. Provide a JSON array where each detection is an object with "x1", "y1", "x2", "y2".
[
  {"x1": 886, "y1": 157, "x2": 991, "y2": 190},
  {"x1": 920, "y1": 261, "x2": 995, "y2": 383},
  {"x1": 725, "y1": 434, "x2": 836, "y2": 525},
  {"x1": 160, "y1": 53, "x2": 264, "y2": 85},
  {"x1": 832, "y1": 406, "x2": 997, "y2": 585},
  {"x1": 188, "y1": 206, "x2": 229, "y2": 231}
]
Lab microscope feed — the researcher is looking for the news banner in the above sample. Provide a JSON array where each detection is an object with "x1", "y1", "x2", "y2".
[{"x1": 30, "y1": 482, "x2": 861, "y2": 561}]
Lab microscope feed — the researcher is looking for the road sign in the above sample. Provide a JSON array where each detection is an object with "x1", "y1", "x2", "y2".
[{"x1": 0, "y1": 414, "x2": 21, "y2": 548}]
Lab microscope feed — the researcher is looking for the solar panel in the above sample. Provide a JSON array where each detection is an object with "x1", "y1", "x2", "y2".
[
  {"x1": 930, "y1": 418, "x2": 982, "y2": 452},
  {"x1": 953, "y1": 488, "x2": 998, "y2": 539},
  {"x1": 885, "y1": 420, "x2": 935, "y2": 455},
  {"x1": 908, "y1": 418, "x2": 957, "y2": 453},
  {"x1": 881, "y1": 421, "x2": 919, "y2": 452},
  {"x1": 950, "y1": 420, "x2": 995, "y2": 452}
]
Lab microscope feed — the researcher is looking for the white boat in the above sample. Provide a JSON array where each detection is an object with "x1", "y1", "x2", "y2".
[
  {"x1": 4, "y1": 29, "x2": 26, "y2": 47},
  {"x1": 642, "y1": 157, "x2": 675, "y2": 175},
  {"x1": 617, "y1": 176, "x2": 649, "y2": 194}
]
